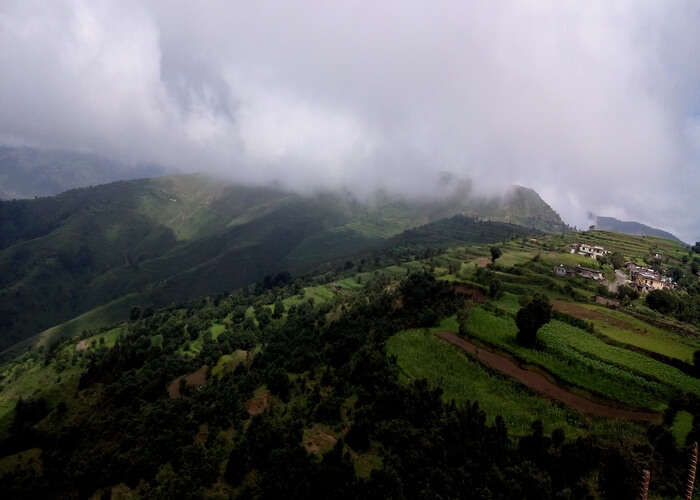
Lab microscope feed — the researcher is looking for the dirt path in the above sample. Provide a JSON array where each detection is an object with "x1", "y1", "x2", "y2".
[{"x1": 435, "y1": 331, "x2": 659, "y2": 422}]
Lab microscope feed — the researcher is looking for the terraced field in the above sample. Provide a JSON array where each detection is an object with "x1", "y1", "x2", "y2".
[
  {"x1": 386, "y1": 328, "x2": 643, "y2": 438},
  {"x1": 553, "y1": 300, "x2": 700, "y2": 362},
  {"x1": 441, "y1": 308, "x2": 700, "y2": 411}
]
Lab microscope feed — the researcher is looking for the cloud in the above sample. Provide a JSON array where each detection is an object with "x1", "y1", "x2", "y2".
[{"x1": 0, "y1": 0, "x2": 699, "y2": 242}]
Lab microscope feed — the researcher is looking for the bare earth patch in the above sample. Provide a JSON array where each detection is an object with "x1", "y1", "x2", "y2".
[
  {"x1": 474, "y1": 257, "x2": 490, "y2": 268},
  {"x1": 245, "y1": 389, "x2": 270, "y2": 416},
  {"x1": 75, "y1": 340, "x2": 89, "y2": 351},
  {"x1": 167, "y1": 365, "x2": 208, "y2": 399},
  {"x1": 435, "y1": 331, "x2": 659, "y2": 422},
  {"x1": 303, "y1": 425, "x2": 338, "y2": 454}
]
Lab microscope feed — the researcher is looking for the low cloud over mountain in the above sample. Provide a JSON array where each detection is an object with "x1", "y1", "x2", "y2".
[{"x1": 1, "y1": 1, "x2": 699, "y2": 242}]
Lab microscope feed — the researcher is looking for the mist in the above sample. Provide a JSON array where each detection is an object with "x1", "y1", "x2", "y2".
[{"x1": 1, "y1": 1, "x2": 699, "y2": 242}]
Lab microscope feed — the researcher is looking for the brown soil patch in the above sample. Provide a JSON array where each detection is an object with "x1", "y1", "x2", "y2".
[
  {"x1": 303, "y1": 425, "x2": 338, "y2": 454},
  {"x1": 453, "y1": 284, "x2": 487, "y2": 303},
  {"x1": 474, "y1": 257, "x2": 490, "y2": 268},
  {"x1": 245, "y1": 390, "x2": 270, "y2": 416},
  {"x1": 552, "y1": 301, "x2": 645, "y2": 334},
  {"x1": 76, "y1": 340, "x2": 89, "y2": 351},
  {"x1": 435, "y1": 331, "x2": 659, "y2": 422},
  {"x1": 168, "y1": 365, "x2": 208, "y2": 399}
]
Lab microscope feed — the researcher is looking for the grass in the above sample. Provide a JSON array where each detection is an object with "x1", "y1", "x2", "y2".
[
  {"x1": 386, "y1": 328, "x2": 643, "y2": 439},
  {"x1": 211, "y1": 350, "x2": 248, "y2": 378},
  {"x1": 672, "y1": 411, "x2": 694, "y2": 447},
  {"x1": 210, "y1": 323, "x2": 226, "y2": 338}
]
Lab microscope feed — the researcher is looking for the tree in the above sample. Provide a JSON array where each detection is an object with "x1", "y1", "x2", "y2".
[
  {"x1": 694, "y1": 350, "x2": 700, "y2": 375},
  {"x1": 515, "y1": 295, "x2": 552, "y2": 347},
  {"x1": 488, "y1": 278, "x2": 504, "y2": 299},
  {"x1": 609, "y1": 252, "x2": 625, "y2": 269},
  {"x1": 490, "y1": 246, "x2": 502, "y2": 264},
  {"x1": 616, "y1": 285, "x2": 639, "y2": 305},
  {"x1": 456, "y1": 303, "x2": 472, "y2": 337},
  {"x1": 693, "y1": 242, "x2": 700, "y2": 254},
  {"x1": 646, "y1": 289, "x2": 679, "y2": 315},
  {"x1": 273, "y1": 299, "x2": 285, "y2": 319},
  {"x1": 129, "y1": 306, "x2": 142, "y2": 321}
]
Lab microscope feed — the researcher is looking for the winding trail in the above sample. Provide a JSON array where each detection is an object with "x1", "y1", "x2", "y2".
[{"x1": 435, "y1": 331, "x2": 660, "y2": 422}]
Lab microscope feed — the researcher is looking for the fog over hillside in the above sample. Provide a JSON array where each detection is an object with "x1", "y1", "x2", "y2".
[{"x1": 1, "y1": 1, "x2": 699, "y2": 242}]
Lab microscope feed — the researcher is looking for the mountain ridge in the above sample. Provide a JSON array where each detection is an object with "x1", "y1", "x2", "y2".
[
  {"x1": 595, "y1": 215, "x2": 684, "y2": 244},
  {"x1": 0, "y1": 173, "x2": 565, "y2": 350}
]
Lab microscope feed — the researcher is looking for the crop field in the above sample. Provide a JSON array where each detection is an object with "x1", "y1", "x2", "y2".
[
  {"x1": 492, "y1": 292, "x2": 522, "y2": 314},
  {"x1": 445, "y1": 309, "x2": 700, "y2": 410},
  {"x1": 386, "y1": 328, "x2": 644, "y2": 439},
  {"x1": 494, "y1": 251, "x2": 536, "y2": 267},
  {"x1": 553, "y1": 301, "x2": 700, "y2": 362}
]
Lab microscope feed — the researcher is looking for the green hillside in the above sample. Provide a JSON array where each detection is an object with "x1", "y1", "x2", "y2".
[
  {"x1": 0, "y1": 175, "x2": 562, "y2": 351},
  {"x1": 0, "y1": 229, "x2": 698, "y2": 498}
]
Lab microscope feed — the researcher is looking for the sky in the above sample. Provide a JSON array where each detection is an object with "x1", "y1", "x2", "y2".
[{"x1": 0, "y1": 1, "x2": 699, "y2": 243}]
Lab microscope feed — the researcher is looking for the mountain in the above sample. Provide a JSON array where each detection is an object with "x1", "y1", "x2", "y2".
[
  {"x1": 0, "y1": 146, "x2": 166, "y2": 199},
  {"x1": 595, "y1": 216, "x2": 684, "y2": 244},
  {"x1": 467, "y1": 185, "x2": 569, "y2": 233},
  {"x1": 0, "y1": 174, "x2": 565, "y2": 351}
]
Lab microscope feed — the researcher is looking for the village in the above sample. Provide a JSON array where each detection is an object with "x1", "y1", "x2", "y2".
[{"x1": 553, "y1": 242, "x2": 677, "y2": 294}]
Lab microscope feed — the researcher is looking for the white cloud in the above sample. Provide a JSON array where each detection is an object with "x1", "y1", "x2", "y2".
[{"x1": 0, "y1": 0, "x2": 698, "y2": 242}]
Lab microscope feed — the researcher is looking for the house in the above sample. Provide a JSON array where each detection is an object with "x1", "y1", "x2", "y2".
[
  {"x1": 553, "y1": 264, "x2": 576, "y2": 277},
  {"x1": 627, "y1": 263, "x2": 675, "y2": 292},
  {"x1": 570, "y1": 243, "x2": 608, "y2": 260},
  {"x1": 576, "y1": 266, "x2": 605, "y2": 281}
]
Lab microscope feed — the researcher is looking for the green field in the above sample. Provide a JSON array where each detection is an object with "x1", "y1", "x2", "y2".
[
  {"x1": 444, "y1": 309, "x2": 700, "y2": 411},
  {"x1": 387, "y1": 328, "x2": 642, "y2": 438},
  {"x1": 573, "y1": 304, "x2": 700, "y2": 362}
]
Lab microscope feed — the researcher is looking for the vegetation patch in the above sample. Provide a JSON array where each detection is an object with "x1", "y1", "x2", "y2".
[
  {"x1": 211, "y1": 350, "x2": 248, "y2": 378},
  {"x1": 671, "y1": 411, "x2": 694, "y2": 447}
]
